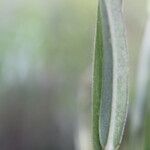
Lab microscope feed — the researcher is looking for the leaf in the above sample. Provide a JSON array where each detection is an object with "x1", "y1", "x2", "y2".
[
  {"x1": 93, "y1": 0, "x2": 129, "y2": 150},
  {"x1": 92, "y1": 1, "x2": 103, "y2": 150}
]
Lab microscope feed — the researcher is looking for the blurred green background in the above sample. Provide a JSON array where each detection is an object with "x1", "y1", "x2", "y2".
[{"x1": 0, "y1": 0, "x2": 148, "y2": 149}]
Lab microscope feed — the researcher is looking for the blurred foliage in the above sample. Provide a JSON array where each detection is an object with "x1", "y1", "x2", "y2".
[{"x1": 0, "y1": 0, "x2": 97, "y2": 149}]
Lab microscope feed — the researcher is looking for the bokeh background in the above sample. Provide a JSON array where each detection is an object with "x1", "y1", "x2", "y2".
[{"x1": 0, "y1": 0, "x2": 149, "y2": 149}]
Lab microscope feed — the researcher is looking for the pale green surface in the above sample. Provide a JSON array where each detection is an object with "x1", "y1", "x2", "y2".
[
  {"x1": 100, "y1": 0, "x2": 129, "y2": 149},
  {"x1": 93, "y1": 0, "x2": 129, "y2": 150}
]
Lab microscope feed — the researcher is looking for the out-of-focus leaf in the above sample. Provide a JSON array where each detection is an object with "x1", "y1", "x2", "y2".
[{"x1": 130, "y1": 1, "x2": 150, "y2": 149}]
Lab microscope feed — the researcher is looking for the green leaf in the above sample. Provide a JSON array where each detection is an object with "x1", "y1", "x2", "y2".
[
  {"x1": 92, "y1": 1, "x2": 103, "y2": 150},
  {"x1": 93, "y1": 0, "x2": 129, "y2": 150}
]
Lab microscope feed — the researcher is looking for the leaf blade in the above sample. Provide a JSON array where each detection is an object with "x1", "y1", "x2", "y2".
[
  {"x1": 93, "y1": 0, "x2": 129, "y2": 150},
  {"x1": 99, "y1": 0, "x2": 129, "y2": 149},
  {"x1": 92, "y1": 1, "x2": 103, "y2": 150}
]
